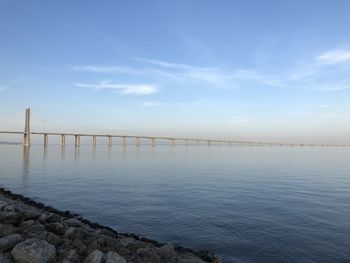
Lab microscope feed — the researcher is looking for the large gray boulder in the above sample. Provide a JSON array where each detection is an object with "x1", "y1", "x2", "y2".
[
  {"x1": 0, "y1": 212, "x2": 22, "y2": 225},
  {"x1": 84, "y1": 250, "x2": 105, "y2": 263},
  {"x1": 0, "y1": 234, "x2": 23, "y2": 252},
  {"x1": 159, "y1": 243, "x2": 177, "y2": 263},
  {"x1": 62, "y1": 249, "x2": 79, "y2": 263},
  {"x1": 133, "y1": 248, "x2": 161, "y2": 263},
  {"x1": 11, "y1": 239, "x2": 56, "y2": 263},
  {"x1": 106, "y1": 251, "x2": 127, "y2": 263},
  {"x1": 0, "y1": 224, "x2": 18, "y2": 237}
]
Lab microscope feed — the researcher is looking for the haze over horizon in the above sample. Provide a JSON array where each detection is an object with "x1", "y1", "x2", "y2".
[{"x1": 1, "y1": 1, "x2": 350, "y2": 144}]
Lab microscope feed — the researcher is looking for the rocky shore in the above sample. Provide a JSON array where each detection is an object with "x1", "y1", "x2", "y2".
[{"x1": 0, "y1": 188, "x2": 221, "y2": 263}]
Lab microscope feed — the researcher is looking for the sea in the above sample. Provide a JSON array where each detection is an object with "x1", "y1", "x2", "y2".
[{"x1": 0, "y1": 144, "x2": 349, "y2": 262}]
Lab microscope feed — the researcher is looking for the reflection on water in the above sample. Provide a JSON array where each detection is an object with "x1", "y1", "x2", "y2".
[
  {"x1": 1, "y1": 145, "x2": 350, "y2": 262},
  {"x1": 22, "y1": 146, "x2": 30, "y2": 184}
]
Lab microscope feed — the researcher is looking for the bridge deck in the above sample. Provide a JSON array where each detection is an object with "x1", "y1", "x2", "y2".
[{"x1": 0, "y1": 130, "x2": 348, "y2": 147}]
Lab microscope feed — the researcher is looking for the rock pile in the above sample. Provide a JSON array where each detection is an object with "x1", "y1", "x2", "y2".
[{"x1": 0, "y1": 189, "x2": 221, "y2": 263}]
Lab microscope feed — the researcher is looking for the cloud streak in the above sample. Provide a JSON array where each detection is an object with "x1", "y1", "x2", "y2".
[
  {"x1": 316, "y1": 49, "x2": 350, "y2": 65},
  {"x1": 73, "y1": 48, "x2": 350, "y2": 93},
  {"x1": 75, "y1": 81, "x2": 158, "y2": 95},
  {"x1": 141, "y1": 101, "x2": 160, "y2": 108}
]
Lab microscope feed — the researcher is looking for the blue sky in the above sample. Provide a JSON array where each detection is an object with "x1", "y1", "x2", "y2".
[{"x1": 1, "y1": 0, "x2": 350, "y2": 143}]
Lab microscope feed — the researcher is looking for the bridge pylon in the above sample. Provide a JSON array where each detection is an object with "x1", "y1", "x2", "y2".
[{"x1": 23, "y1": 108, "x2": 31, "y2": 146}]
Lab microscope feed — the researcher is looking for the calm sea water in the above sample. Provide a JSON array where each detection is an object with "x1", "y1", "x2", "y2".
[{"x1": 0, "y1": 145, "x2": 349, "y2": 262}]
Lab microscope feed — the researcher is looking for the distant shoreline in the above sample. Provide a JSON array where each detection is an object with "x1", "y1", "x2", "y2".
[{"x1": 0, "y1": 141, "x2": 21, "y2": 145}]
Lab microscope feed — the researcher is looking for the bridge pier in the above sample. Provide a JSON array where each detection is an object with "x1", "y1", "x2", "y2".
[
  {"x1": 43, "y1": 133, "x2": 48, "y2": 147},
  {"x1": 61, "y1": 134, "x2": 65, "y2": 146},
  {"x1": 171, "y1": 138, "x2": 175, "y2": 146},
  {"x1": 75, "y1": 135, "x2": 80, "y2": 147},
  {"x1": 108, "y1": 136, "x2": 112, "y2": 147},
  {"x1": 207, "y1": 140, "x2": 211, "y2": 146},
  {"x1": 92, "y1": 136, "x2": 96, "y2": 147},
  {"x1": 151, "y1": 138, "x2": 155, "y2": 147},
  {"x1": 136, "y1": 137, "x2": 140, "y2": 147},
  {"x1": 123, "y1": 136, "x2": 127, "y2": 147}
]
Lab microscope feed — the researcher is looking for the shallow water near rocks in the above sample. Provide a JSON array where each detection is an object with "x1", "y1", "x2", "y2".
[{"x1": 0, "y1": 145, "x2": 350, "y2": 262}]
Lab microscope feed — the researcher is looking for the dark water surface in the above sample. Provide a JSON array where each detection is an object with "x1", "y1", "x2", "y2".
[{"x1": 0, "y1": 145, "x2": 349, "y2": 262}]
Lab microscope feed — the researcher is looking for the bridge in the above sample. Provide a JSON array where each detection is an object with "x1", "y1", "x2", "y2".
[{"x1": 0, "y1": 108, "x2": 348, "y2": 147}]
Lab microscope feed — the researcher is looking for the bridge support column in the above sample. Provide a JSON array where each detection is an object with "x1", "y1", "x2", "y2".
[
  {"x1": 171, "y1": 138, "x2": 175, "y2": 146},
  {"x1": 75, "y1": 135, "x2": 80, "y2": 147},
  {"x1": 44, "y1": 133, "x2": 48, "y2": 147},
  {"x1": 23, "y1": 108, "x2": 31, "y2": 146},
  {"x1": 151, "y1": 138, "x2": 155, "y2": 147},
  {"x1": 136, "y1": 137, "x2": 140, "y2": 147},
  {"x1": 108, "y1": 136, "x2": 112, "y2": 147},
  {"x1": 92, "y1": 136, "x2": 96, "y2": 147},
  {"x1": 61, "y1": 134, "x2": 65, "y2": 147},
  {"x1": 207, "y1": 140, "x2": 211, "y2": 146},
  {"x1": 123, "y1": 136, "x2": 127, "y2": 147}
]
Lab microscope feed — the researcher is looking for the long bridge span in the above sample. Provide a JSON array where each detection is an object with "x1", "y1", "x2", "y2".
[{"x1": 0, "y1": 108, "x2": 348, "y2": 147}]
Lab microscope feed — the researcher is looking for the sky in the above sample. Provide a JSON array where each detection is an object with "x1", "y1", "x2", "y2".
[{"x1": 1, "y1": 0, "x2": 350, "y2": 143}]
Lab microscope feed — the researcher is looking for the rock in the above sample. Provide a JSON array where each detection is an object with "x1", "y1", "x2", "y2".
[
  {"x1": 1, "y1": 205, "x2": 15, "y2": 213},
  {"x1": 97, "y1": 235, "x2": 119, "y2": 252},
  {"x1": 195, "y1": 251, "x2": 220, "y2": 262},
  {"x1": 159, "y1": 243, "x2": 177, "y2": 263},
  {"x1": 64, "y1": 218, "x2": 83, "y2": 227},
  {"x1": 106, "y1": 251, "x2": 126, "y2": 263},
  {"x1": 133, "y1": 248, "x2": 161, "y2": 263},
  {"x1": 46, "y1": 213, "x2": 61, "y2": 223},
  {"x1": 21, "y1": 210, "x2": 41, "y2": 220},
  {"x1": 19, "y1": 220, "x2": 35, "y2": 231},
  {"x1": 118, "y1": 238, "x2": 148, "y2": 251},
  {"x1": 62, "y1": 249, "x2": 79, "y2": 263},
  {"x1": 57, "y1": 240, "x2": 74, "y2": 261},
  {"x1": 86, "y1": 240, "x2": 100, "y2": 254},
  {"x1": 0, "y1": 212, "x2": 22, "y2": 225},
  {"x1": 84, "y1": 250, "x2": 105, "y2": 263},
  {"x1": 0, "y1": 201, "x2": 15, "y2": 213},
  {"x1": 0, "y1": 201, "x2": 8, "y2": 211},
  {"x1": 116, "y1": 247, "x2": 131, "y2": 257},
  {"x1": 45, "y1": 222, "x2": 66, "y2": 235},
  {"x1": 64, "y1": 227, "x2": 82, "y2": 240},
  {"x1": 95, "y1": 229, "x2": 117, "y2": 239},
  {"x1": 38, "y1": 214, "x2": 48, "y2": 223},
  {"x1": 23, "y1": 224, "x2": 62, "y2": 246},
  {"x1": 71, "y1": 238, "x2": 87, "y2": 254},
  {"x1": 0, "y1": 224, "x2": 18, "y2": 237},
  {"x1": 178, "y1": 255, "x2": 206, "y2": 263},
  {"x1": 22, "y1": 224, "x2": 46, "y2": 238},
  {"x1": 0, "y1": 252, "x2": 13, "y2": 263},
  {"x1": 0, "y1": 234, "x2": 23, "y2": 252},
  {"x1": 27, "y1": 231, "x2": 62, "y2": 246},
  {"x1": 11, "y1": 239, "x2": 56, "y2": 263}
]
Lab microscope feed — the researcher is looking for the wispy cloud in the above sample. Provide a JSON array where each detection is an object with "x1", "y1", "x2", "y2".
[
  {"x1": 135, "y1": 58, "x2": 281, "y2": 87},
  {"x1": 72, "y1": 65, "x2": 142, "y2": 75},
  {"x1": 134, "y1": 58, "x2": 196, "y2": 70},
  {"x1": 75, "y1": 81, "x2": 158, "y2": 95},
  {"x1": 71, "y1": 65, "x2": 173, "y2": 77},
  {"x1": 73, "y1": 47, "x2": 350, "y2": 93},
  {"x1": 316, "y1": 49, "x2": 350, "y2": 65},
  {"x1": 141, "y1": 101, "x2": 160, "y2": 108}
]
